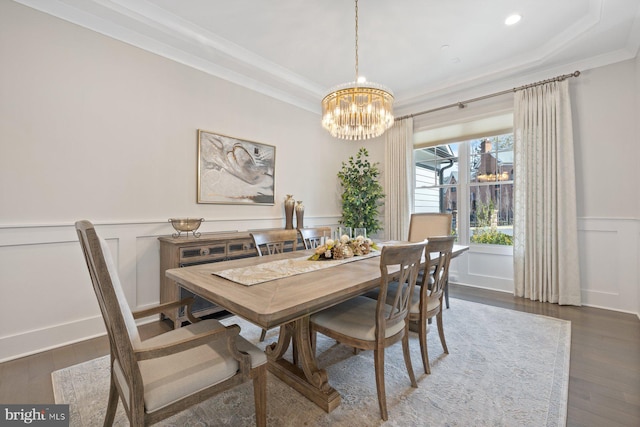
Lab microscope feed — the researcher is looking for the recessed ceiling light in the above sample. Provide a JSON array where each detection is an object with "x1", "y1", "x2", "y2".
[{"x1": 505, "y1": 14, "x2": 521, "y2": 26}]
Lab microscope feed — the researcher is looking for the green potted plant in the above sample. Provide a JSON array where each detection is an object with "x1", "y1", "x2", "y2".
[
  {"x1": 337, "y1": 147, "x2": 385, "y2": 235},
  {"x1": 470, "y1": 199, "x2": 513, "y2": 245}
]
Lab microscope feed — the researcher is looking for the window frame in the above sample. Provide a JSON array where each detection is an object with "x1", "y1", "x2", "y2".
[{"x1": 413, "y1": 134, "x2": 514, "y2": 255}]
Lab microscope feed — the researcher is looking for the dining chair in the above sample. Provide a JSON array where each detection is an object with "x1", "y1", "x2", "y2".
[
  {"x1": 309, "y1": 241, "x2": 425, "y2": 421},
  {"x1": 372, "y1": 236, "x2": 455, "y2": 375},
  {"x1": 250, "y1": 229, "x2": 300, "y2": 342},
  {"x1": 298, "y1": 226, "x2": 331, "y2": 249},
  {"x1": 76, "y1": 220, "x2": 267, "y2": 427},
  {"x1": 408, "y1": 212, "x2": 453, "y2": 309},
  {"x1": 407, "y1": 212, "x2": 452, "y2": 242},
  {"x1": 251, "y1": 229, "x2": 299, "y2": 256}
]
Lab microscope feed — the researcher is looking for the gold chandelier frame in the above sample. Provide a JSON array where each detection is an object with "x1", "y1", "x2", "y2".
[{"x1": 321, "y1": 0, "x2": 394, "y2": 140}]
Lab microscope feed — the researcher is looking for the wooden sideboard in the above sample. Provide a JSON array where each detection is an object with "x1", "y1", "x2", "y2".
[{"x1": 159, "y1": 231, "x2": 256, "y2": 327}]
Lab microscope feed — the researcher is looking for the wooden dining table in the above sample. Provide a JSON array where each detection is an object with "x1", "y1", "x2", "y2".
[{"x1": 166, "y1": 243, "x2": 469, "y2": 413}]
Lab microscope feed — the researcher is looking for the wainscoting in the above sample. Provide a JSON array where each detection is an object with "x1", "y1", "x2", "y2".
[
  {"x1": 0, "y1": 217, "x2": 340, "y2": 362},
  {"x1": 577, "y1": 218, "x2": 639, "y2": 313},
  {"x1": 0, "y1": 216, "x2": 637, "y2": 362},
  {"x1": 450, "y1": 217, "x2": 639, "y2": 316}
]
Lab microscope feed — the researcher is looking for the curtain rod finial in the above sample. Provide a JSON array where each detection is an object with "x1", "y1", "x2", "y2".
[{"x1": 573, "y1": 70, "x2": 581, "y2": 77}]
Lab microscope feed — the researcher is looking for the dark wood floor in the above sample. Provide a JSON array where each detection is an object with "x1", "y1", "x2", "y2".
[{"x1": 1, "y1": 285, "x2": 638, "y2": 426}]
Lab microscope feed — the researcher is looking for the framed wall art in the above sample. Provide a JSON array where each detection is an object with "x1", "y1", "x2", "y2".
[{"x1": 197, "y1": 130, "x2": 276, "y2": 205}]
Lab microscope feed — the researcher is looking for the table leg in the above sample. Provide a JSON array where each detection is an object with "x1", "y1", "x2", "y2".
[
  {"x1": 265, "y1": 323, "x2": 293, "y2": 359},
  {"x1": 265, "y1": 317, "x2": 341, "y2": 412}
]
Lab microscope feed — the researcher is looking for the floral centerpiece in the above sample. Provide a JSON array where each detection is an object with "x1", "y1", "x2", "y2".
[{"x1": 309, "y1": 234, "x2": 379, "y2": 261}]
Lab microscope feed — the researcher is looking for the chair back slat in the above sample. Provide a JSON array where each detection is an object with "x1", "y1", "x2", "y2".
[
  {"x1": 376, "y1": 242, "x2": 426, "y2": 337},
  {"x1": 250, "y1": 230, "x2": 299, "y2": 256},
  {"x1": 298, "y1": 227, "x2": 331, "y2": 249},
  {"x1": 421, "y1": 236, "x2": 455, "y2": 298}
]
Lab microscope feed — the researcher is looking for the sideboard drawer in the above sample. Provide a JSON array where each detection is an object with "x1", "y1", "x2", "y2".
[
  {"x1": 227, "y1": 238, "x2": 255, "y2": 259},
  {"x1": 179, "y1": 243, "x2": 227, "y2": 264}
]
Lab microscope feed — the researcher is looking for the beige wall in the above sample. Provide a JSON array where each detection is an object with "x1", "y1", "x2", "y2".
[
  {"x1": 569, "y1": 58, "x2": 639, "y2": 312},
  {"x1": 0, "y1": 0, "x2": 356, "y2": 226},
  {"x1": 637, "y1": 52, "x2": 640, "y2": 317},
  {"x1": 572, "y1": 60, "x2": 639, "y2": 218}
]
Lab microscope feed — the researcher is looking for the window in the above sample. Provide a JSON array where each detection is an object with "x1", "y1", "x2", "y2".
[
  {"x1": 414, "y1": 143, "x2": 460, "y2": 235},
  {"x1": 414, "y1": 133, "x2": 514, "y2": 245}
]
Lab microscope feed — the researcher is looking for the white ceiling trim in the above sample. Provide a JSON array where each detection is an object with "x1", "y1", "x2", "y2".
[
  {"x1": 105, "y1": 0, "x2": 325, "y2": 96},
  {"x1": 12, "y1": 0, "x2": 640, "y2": 117},
  {"x1": 396, "y1": 48, "x2": 637, "y2": 116},
  {"x1": 628, "y1": 0, "x2": 640, "y2": 55},
  {"x1": 524, "y1": 0, "x2": 602, "y2": 65},
  {"x1": 395, "y1": 0, "x2": 603, "y2": 111},
  {"x1": 14, "y1": 0, "x2": 323, "y2": 113}
]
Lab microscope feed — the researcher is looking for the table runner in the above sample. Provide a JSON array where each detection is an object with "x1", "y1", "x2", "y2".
[{"x1": 213, "y1": 250, "x2": 381, "y2": 286}]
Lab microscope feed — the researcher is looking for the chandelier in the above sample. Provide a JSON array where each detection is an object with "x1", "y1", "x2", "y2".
[{"x1": 321, "y1": 0, "x2": 394, "y2": 140}]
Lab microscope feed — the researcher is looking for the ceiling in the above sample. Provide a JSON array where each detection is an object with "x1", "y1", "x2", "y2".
[{"x1": 15, "y1": 0, "x2": 640, "y2": 116}]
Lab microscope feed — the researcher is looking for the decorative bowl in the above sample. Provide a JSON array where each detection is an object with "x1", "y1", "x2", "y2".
[{"x1": 168, "y1": 218, "x2": 204, "y2": 238}]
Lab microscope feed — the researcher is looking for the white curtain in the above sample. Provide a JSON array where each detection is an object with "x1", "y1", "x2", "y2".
[
  {"x1": 513, "y1": 79, "x2": 581, "y2": 305},
  {"x1": 384, "y1": 117, "x2": 413, "y2": 240}
]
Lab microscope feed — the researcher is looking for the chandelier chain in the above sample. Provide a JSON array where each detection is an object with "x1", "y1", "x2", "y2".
[{"x1": 354, "y1": 0, "x2": 358, "y2": 81}]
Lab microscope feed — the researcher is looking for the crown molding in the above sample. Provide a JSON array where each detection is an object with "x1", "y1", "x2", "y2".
[
  {"x1": 13, "y1": 0, "x2": 324, "y2": 113},
  {"x1": 13, "y1": 0, "x2": 640, "y2": 118}
]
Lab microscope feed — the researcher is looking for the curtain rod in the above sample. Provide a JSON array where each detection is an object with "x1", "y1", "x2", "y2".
[{"x1": 396, "y1": 70, "x2": 581, "y2": 121}]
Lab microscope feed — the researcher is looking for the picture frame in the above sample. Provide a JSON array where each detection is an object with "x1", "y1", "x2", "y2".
[{"x1": 197, "y1": 130, "x2": 276, "y2": 205}]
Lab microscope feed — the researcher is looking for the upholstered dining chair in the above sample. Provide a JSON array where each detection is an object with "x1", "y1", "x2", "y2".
[
  {"x1": 250, "y1": 229, "x2": 300, "y2": 342},
  {"x1": 407, "y1": 212, "x2": 452, "y2": 242},
  {"x1": 408, "y1": 212, "x2": 453, "y2": 308},
  {"x1": 298, "y1": 226, "x2": 331, "y2": 249},
  {"x1": 309, "y1": 242, "x2": 425, "y2": 421},
  {"x1": 76, "y1": 220, "x2": 267, "y2": 427},
  {"x1": 372, "y1": 236, "x2": 455, "y2": 375}
]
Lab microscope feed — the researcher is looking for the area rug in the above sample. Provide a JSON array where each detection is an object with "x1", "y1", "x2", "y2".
[{"x1": 52, "y1": 299, "x2": 570, "y2": 426}]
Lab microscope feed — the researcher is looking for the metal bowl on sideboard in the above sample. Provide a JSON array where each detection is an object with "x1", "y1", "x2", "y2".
[{"x1": 169, "y1": 218, "x2": 205, "y2": 238}]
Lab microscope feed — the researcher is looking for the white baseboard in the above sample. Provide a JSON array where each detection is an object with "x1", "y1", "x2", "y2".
[
  {"x1": 452, "y1": 282, "x2": 640, "y2": 319},
  {"x1": 0, "y1": 315, "x2": 106, "y2": 363}
]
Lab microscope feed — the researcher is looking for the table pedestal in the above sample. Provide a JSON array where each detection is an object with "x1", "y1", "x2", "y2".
[{"x1": 265, "y1": 317, "x2": 341, "y2": 412}]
